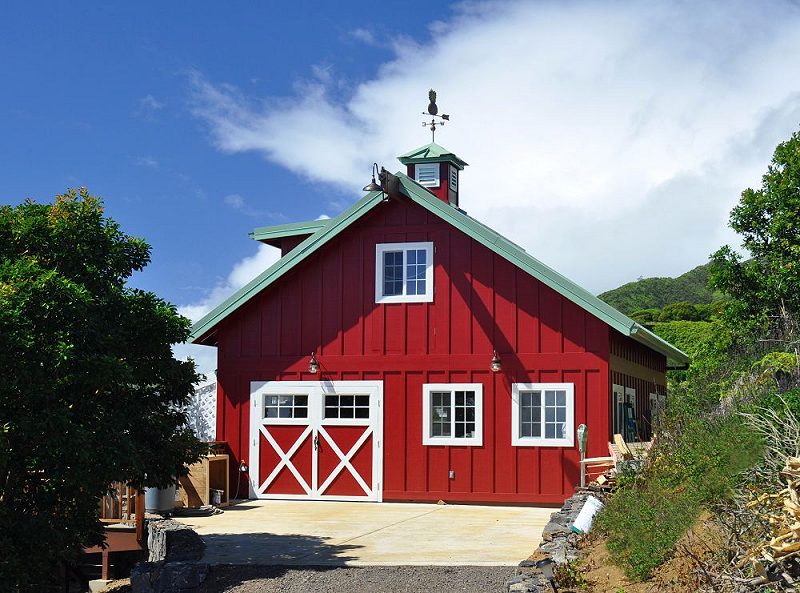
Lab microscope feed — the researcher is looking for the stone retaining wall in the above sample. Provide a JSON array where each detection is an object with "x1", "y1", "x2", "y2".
[
  {"x1": 131, "y1": 520, "x2": 209, "y2": 593},
  {"x1": 505, "y1": 489, "x2": 606, "y2": 593}
]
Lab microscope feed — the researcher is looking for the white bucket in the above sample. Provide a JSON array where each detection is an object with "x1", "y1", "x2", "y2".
[{"x1": 571, "y1": 495, "x2": 604, "y2": 534}]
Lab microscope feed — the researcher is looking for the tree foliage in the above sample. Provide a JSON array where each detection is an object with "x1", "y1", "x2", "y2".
[
  {"x1": 711, "y1": 130, "x2": 800, "y2": 345},
  {"x1": 0, "y1": 189, "x2": 204, "y2": 591},
  {"x1": 599, "y1": 263, "x2": 719, "y2": 315}
]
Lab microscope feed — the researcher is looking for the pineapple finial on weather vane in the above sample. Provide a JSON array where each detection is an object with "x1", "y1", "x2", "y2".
[{"x1": 422, "y1": 89, "x2": 450, "y2": 142}]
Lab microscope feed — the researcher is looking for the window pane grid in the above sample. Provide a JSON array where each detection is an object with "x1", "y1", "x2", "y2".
[
  {"x1": 519, "y1": 391, "x2": 541, "y2": 438},
  {"x1": 264, "y1": 394, "x2": 308, "y2": 419},
  {"x1": 519, "y1": 389, "x2": 568, "y2": 440},
  {"x1": 431, "y1": 392, "x2": 451, "y2": 436},
  {"x1": 405, "y1": 249, "x2": 427, "y2": 296},
  {"x1": 324, "y1": 394, "x2": 370, "y2": 419},
  {"x1": 383, "y1": 251, "x2": 403, "y2": 296},
  {"x1": 377, "y1": 243, "x2": 432, "y2": 302},
  {"x1": 430, "y1": 390, "x2": 477, "y2": 440},
  {"x1": 453, "y1": 390, "x2": 476, "y2": 438}
]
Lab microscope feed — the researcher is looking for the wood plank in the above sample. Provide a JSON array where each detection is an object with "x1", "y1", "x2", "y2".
[{"x1": 614, "y1": 434, "x2": 633, "y2": 460}]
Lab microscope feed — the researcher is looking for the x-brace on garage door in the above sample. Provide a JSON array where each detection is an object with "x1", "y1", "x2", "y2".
[{"x1": 249, "y1": 381, "x2": 383, "y2": 502}]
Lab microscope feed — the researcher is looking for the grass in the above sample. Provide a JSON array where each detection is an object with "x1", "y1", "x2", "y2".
[{"x1": 594, "y1": 412, "x2": 761, "y2": 580}]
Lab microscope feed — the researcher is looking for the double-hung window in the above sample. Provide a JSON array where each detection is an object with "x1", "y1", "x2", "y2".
[
  {"x1": 422, "y1": 383, "x2": 483, "y2": 446},
  {"x1": 511, "y1": 383, "x2": 574, "y2": 447},
  {"x1": 375, "y1": 242, "x2": 434, "y2": 303}
]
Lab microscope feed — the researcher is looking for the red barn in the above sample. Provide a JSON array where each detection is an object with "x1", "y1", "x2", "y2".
[{"x1": 190, "y1": 143, "x2": 688, "y2": 505}]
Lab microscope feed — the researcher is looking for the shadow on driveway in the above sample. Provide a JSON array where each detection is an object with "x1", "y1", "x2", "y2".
[{"x1": 199, "y1": 531, "x2": 362, "y2": 566}]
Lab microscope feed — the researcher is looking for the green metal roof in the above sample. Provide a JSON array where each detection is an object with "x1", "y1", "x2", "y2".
[
  {"x1": 398, "y1": 143, "x2": 468, "y2": 170},
  {"x1": 190, "y1": 173, "x2": 689, "y2": 368},
  {"x1": 250, "y1": 219, "x2": 331, "y2": 243}
]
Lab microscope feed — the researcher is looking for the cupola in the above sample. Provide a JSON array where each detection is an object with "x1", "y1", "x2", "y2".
[{"x1": 398, "y1": 142, "x2": 468, "y2": 207}]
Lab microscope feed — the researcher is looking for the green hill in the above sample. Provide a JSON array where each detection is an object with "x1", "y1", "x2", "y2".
[{"x1": 599, "y1": 263, "x2": 719, "y2": 315}]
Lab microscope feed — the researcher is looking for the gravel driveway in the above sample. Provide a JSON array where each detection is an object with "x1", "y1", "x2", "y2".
[{"x1": 198, "y1": 565, "x2": 522, "y2": 593}]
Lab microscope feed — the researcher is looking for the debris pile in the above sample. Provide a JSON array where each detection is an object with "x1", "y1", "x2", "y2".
[
  {"x1": 743, "y1": 457, "x2": 800, "y2": 588},
  {"x1": 588, "y1": 470, "x2": 617, "y2": 493}
]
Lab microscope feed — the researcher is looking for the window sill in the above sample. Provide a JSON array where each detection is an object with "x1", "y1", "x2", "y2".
[
  {"x1": 423, "y1": 436, "x2": 483, "y2": 447},
  {"x1": 375, "y1": 294, "x2": 434, "y2": 304},
  {"x1": 512, "y1": 437, "x2": 574, "y2": 448}
]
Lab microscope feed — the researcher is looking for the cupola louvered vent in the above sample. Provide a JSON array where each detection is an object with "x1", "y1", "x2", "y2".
[
  {"x1": 449, "y1": 167, "x2": 458, "y2": 192},
  {"x1": 415, "y1": 163, "x2": 440, "y2": 187}
]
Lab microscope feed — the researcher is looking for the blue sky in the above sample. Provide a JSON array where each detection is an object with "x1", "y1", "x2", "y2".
[
  {"x1": 0, "y1": 1, "x2": 441, "y2": 306},
  {"x1": 4, "y1": 1, "x2": 800, "y2": 373}
]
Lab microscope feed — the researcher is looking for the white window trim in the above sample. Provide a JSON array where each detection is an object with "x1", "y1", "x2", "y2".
[
  {"x1": 374, "y1": 241, "x2": 434, "y2": 304},
  {"x1": 422, "y1": 383, "x2": 483, "y2": 446},
  {"x1": 415, "y1": 163, "x2": 440, "y2": 187},
  {"x1": 256, "y1": 383, "x2": 314, "y2": 426},
  {"x1": 511, "y1": 383, "x2": 575, "y2": 447}
]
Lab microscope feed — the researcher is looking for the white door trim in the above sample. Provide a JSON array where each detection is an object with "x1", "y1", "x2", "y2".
[{"x1": 249, "y1": 380, "x2": 383, "y2": 502}]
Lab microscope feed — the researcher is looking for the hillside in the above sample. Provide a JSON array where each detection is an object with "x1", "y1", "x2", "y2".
[{"x1": 598, "y1": 263, "x2": 718, "y2": 315}]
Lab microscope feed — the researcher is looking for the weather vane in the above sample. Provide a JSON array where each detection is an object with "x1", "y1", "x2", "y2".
[{"x1": 422, "y1": 89, "x2": 449, "y2": 142}]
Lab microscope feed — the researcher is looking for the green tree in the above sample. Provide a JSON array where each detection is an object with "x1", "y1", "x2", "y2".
[
  {"x1": 658, "y1": 301, "x2": 701, "y2": 322},
  {"x1": 0, "y1": 189, "x2": 204, "y2": 592},
  {"x1": 711, "y1": 129, "x2": 800, "y2": 346}
]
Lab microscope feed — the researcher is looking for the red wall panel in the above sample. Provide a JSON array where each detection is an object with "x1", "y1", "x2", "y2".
[{"x1": 215, "y1": 197, "x2": 611, "y2": 504}]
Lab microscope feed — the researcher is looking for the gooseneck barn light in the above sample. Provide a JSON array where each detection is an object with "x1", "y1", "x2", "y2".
[
  {"x1": 308, "y1": 352, "x2": 319, "y2": 374},
  {"x1": 490, "y1": 350, "x2": 502, "y2": 373},
  {"x1": 362, "y1": 163, "x2": 383, "y2": 192}
]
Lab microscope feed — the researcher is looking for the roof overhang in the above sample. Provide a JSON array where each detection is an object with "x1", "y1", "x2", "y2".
[
  {"x1": 398, "y1": 142, "x2": 468, "y2": 170},
  {"x1": 250, "y1": 219, "x2": 331, "y2": 247}
]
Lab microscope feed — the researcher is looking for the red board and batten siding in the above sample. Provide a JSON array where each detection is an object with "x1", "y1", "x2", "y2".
[
  {"x1": 609, "y1": 331, "x2": 667, "y2": 441},
  {"x1": 215, "y1": 197, "x2": 611, "y2": 505}
]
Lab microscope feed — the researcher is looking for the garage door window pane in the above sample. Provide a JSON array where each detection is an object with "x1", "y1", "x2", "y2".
[
  {"x1": 264, "y1": 394, "x2": 308, "y2": 419},
  {"x1": 324, "y1": 394, "x2": 370, "y2": 420}
]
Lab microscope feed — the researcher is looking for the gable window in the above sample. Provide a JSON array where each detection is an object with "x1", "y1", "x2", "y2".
[
  {"x1": 415, "y1": 163, "x2": 440, "y2": 187},
  {"x1": 511, "y1": 383, "x2": 574, "y2": 447},
  {"x1": 422, "y1": 383, "x2": 483, "y2": 446},
  {"x1": 375, "y1": 242, "x2": 434, "y2": 303}
]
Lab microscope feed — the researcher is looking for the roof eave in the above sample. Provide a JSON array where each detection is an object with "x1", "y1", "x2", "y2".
[
  {"x1": 629, "y1": 324, "x2": 691, "y2": 369},
  {"x1": 249, "y1": 219, "x2": 331, "y2": 242},
  {"x1": 188, "y1": 192, "x2": 384, "y2": 343}
]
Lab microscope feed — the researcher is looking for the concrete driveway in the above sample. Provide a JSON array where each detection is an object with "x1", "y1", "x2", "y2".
[{"x1": 177, "y1": 500, "x2": 551, "y2": 566}]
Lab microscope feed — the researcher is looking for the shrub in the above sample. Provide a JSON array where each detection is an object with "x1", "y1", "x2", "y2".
[{"x1": 595, "y1": 411, "x2": 762, "y2": 580}]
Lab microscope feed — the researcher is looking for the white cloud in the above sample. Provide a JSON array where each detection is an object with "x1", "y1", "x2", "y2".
[
  {"x1": 134, "y1": 155, "x2": 159, "y2": 169},
  {"x1": 190, "y1": 0, "x2": 800, "y2": 294},
  {"x1": 221, "y1": 192, "x2": 287, "y2": 220},
  {"x1": 349, "y1": 28, "x2": 377, "y2": 46},
  {"x1": 223, "y1": 193, "x2": 246, "y2": 209},
  {"x1": 140, "y1": 94, "x2": 164, "y2": 111},
  {"x1": 136, "y1": 94, "x2": 165, "y2": 120},
  {"x1": 173, "y1": 244, "x2": 281, "y2": 374}
]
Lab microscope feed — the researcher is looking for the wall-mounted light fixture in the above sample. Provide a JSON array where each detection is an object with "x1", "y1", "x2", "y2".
[
  {"x1": 363, "y1": 163, "x2": 398, "y2": 200},
  {"x1": 308, "y1": 352, "x2": 319, "y2": 374},
  {"x1": 362, "y1": 163, "x2": 383, "y2": 192},
  {"x1": 490, "y1": 350, "x2": 502, "y2": 373}
]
